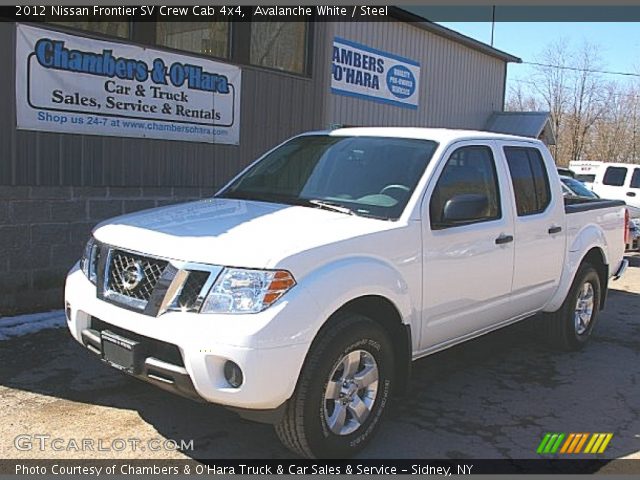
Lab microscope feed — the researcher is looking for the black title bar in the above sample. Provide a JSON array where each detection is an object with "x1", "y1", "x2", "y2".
[
  {"x1": 4, "y1": 5, "x2": 640, "y2": 22},
  {"x1": 3, "y1": 459, "x2": 640, "y2": 475}
]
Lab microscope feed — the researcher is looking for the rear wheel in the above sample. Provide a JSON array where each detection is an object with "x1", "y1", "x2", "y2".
[
  {"x1": 275, "y1": 313, "x2": 394, "y2": 458},
  {"x1": 545, "y1": 262, "x2": 601, "y2": 351}
]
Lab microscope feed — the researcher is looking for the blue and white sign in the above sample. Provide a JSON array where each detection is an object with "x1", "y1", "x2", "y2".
[
  {"x1": 16, "y1": 24, "x2": 241, "y2": 144},
  {"x1": 331, "y1": 37, "x2": 420, "y2": 109}
]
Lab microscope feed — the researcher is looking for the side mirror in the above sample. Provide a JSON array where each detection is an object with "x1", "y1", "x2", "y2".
[{"x1": 442, "y1": 194, "x2": 488, "y2": 222}]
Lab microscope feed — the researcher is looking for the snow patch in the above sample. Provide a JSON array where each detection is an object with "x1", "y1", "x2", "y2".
[{"x1": 0, "y1": 310, "x2": 66, "y2": 340}]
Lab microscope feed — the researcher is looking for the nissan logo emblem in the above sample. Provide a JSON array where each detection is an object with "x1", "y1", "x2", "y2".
[{"x1": 120, "y1": 262, "x2": 144, "y2": 291}]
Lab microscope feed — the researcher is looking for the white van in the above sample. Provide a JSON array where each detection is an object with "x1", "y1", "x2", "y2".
[
  {"x1": 587, "y1": 162, "x2": 640, "y2": 217},
  {"x1": 568, "y1": 160, "x2": 603, "y2": 186}
]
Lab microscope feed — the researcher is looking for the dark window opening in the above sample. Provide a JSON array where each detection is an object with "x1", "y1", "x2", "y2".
[
  {"x1": 430, "y1": 146, "x2": 501, "y2": 229},
  {"x1": 47, "y1": 21, "x2": 131, "y2": 40},
  {"x1": 603, "y1": 166, "x2": 628, "y2": 187},
  {"x1": 504, "y1": 147, "x2": 551, "y2": 216},
  {"x1": 45, "y1": 20, "x2": 312, "y2": 77},
  {"x1": 575, "y1": 174, "x2": 596, "y2": 184},
  {"x1": 156, "y1": 21, "x2": 230, "y2": 59},
  {"x1": 630, "y1": 168, "x2": 640, "y2": 189},
  {"x1": 250, "y1": 22, "x2": 309, "y2": 74}
]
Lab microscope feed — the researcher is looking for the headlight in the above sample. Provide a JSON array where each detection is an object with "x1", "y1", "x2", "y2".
[
  {"x1": 80, "y1": 237, "x2": 99, "y2": 285},
  {"x1": 200, "y1": 268, "x2": 296, "y2": 314}
]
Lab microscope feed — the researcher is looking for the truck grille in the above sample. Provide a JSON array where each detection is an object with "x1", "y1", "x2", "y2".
[
  {"x1": 107, "y1": 250, "x2": 169, "y2": 302},
  {"x1": 174, "y1": 270, "x2": 211, "y2": 311},
  {"x1": 99, "y1": 245, "x2": 218, "y2": 315}
]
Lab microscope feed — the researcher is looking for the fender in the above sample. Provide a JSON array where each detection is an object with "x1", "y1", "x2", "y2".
[
  {"x1": 295, "y1": 255, "x2": 419, "y2": 350},
  {"x1": 544, "y1": 223, "x2": 609, "y2": 313},
  {"x1": 233, "y1": 256, "x2": 417, "y2": 409}
]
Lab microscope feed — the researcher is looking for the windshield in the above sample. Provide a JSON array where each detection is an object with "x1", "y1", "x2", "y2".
[
  {"x1": 218, "y1": 135, "x2": 438, "y2": 220},
  {"x1": 561, "y1": 177, "x2": 598, "y2": 198}
]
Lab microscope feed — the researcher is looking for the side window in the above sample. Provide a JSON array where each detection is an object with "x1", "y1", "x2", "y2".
[
  {"x1": 250, "y1": 22, "x2": 309, "y2": 74},
  {"x1": 504, "y1": 147, "x2": 551, "y2": 216},
  {"x1": 630, "y1": 168, "x2": 640, "y2": 189},
  {"x1": 603, "y1": 166, "x2": 628, "y2": 186},
  {"x1": 156, "y1": 22, "x2": 230, "y2": 59},
  {"x1": 429, "y1": 146, "x2": 501, "y2": 230}
]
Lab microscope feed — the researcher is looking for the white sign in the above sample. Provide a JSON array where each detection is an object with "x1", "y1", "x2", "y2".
[
  {"x1": 16, "y1": 24, "x2": 241, "y2": 144},
  {"x1": 331, "y1": 37, "x2": 420, "y2": 109}
]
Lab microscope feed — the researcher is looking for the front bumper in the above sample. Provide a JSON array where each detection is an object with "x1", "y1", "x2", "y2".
[
  {"x1": 80, "y1": 320, "x2": 204, "y2": 403},
  {"x1": 64, "y1": 264, "x2": 319, "y2": 414}
]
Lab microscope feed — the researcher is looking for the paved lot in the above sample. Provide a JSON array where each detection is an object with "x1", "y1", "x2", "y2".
[{"x1": 1, "y1": 255, "x2": 639, "y2": 465}]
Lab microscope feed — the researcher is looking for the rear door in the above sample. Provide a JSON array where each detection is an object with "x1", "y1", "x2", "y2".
[
  {"x1": 420, "y1": 141, "x2": 515, "y2": 350},
  {"x1": 501, "y1": 144, "x2": 566, "y2": 314}
]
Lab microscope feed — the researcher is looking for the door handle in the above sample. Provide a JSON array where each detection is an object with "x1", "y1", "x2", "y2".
[
  {"x1": 495, "y1": 234, "x2": 514, "y2": 245},
  {"x1": 627, "y1": 192, "x2": 636, "y2": 197},
  {"x1": 548, "y1": 226, "x2": 562, "y2": 234}
]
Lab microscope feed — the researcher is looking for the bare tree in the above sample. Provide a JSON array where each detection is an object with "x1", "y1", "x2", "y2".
[
  {"x1": 506, "y1": 82, "x2": 540, "y2": 111},
  {"x1": 565, "y1": 42, "x2": 607, "y2": 163},
  {"x1": 532, "y1": 40, "x2": 571, "y2": 162},
  {"x1": 589, "y1": 83, "x2": 636, "y2": 162},
  {"x1": 506, "y1": 39, "x2": 639, "y2": 167}
]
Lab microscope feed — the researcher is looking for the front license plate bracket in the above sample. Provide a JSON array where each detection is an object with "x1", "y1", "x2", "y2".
[{"x1": 100, "y1": 330, "x2": 144, "y2": 374}]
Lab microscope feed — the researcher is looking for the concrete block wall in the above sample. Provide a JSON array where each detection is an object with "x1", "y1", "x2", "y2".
[{"x1": 0, "y1": 186, "x2": 215, "y2": 315}]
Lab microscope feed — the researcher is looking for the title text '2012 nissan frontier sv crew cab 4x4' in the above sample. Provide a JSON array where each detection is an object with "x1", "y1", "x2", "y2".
[{"x1": 65, "y1": 128, "x2": 628, "y2": 458}]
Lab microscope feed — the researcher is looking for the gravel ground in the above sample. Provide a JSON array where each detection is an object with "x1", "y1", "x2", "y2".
[{"x1": 1, "y1": 255, "x2": 639, "y2": 468}]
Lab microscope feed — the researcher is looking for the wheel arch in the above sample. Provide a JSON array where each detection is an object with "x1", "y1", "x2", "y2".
[
  {"x1": 544, "y1": 245, "x2": 609, "y2": 313},
  {"x1": 299, "y1": 294, "x2": 413, "y2": 399},
  {"x1": 582, "y1": 247, "x2": 608, "y2": 308},
  {"x1": 335, "y1": 295, "x2": 412, "y2": 396}
]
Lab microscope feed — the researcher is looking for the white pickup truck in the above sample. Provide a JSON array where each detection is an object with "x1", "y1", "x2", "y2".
[{"x1": 65, "y1": 128, "x2": 628, "y2": 458}]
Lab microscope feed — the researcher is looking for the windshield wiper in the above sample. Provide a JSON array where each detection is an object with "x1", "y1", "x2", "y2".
[
  {"x1": 307, "y1": 199, "x2": 355, "y2": 215},
  {"x1": 217, "y1": 191, "x2": 355, "y2": 215},
  {"x1": 217, "y1": 190, "x2": 292, "y2": 204}
]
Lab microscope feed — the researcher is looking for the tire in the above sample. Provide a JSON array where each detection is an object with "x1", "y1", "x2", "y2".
[
  {"x1": 545, "y1": 262, "x2": 601, "y2": 351},
  {"x1": 275, "y1": 313, "x2": 394, "y2": 458}
]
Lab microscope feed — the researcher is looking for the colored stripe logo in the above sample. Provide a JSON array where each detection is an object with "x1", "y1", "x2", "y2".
[{"x1": 537, "y1": 433, "x2": 613, "y2": 454}]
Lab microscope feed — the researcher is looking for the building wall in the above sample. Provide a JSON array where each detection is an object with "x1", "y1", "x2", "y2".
[
  {"x1": 324, "y1": 21, "x2": 507, "y2": 129},
  {"x1": 0, "y1": 185, "x2": 207, "y2": 313},
  {"x1": 0, "y1": 22, "x2": 331, "y2": 188},
  {"x1": 0, "y1": 19, "x2": 508, "y2": 315},
  {"x1": 0, "y1": 21, "x2": 331, "y2": 315}
]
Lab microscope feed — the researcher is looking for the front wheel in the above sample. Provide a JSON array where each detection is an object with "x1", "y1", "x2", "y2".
[
  {"x1": 275, "y1": 313, "x2": 394, "y2": 458},
  {"x1": 545, "y1": 262, "x2": 601, "y2": 351}
]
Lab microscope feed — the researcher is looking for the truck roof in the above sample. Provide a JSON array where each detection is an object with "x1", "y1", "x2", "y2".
[{"x1": 322, "y1": 127, "x2": 542, "y2": 144}]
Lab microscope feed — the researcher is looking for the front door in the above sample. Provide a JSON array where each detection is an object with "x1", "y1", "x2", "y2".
[{"x1": 420, "y1": 142, "x2": 515, "y2": 351}]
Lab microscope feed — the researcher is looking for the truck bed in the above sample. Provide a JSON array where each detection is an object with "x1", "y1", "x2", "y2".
[
  {"x1": 564, "y1": 197, "x2": 626, "y2": 214},
  {"x1": 564, "y1": 197, "x2": 626, "y2": 277}
]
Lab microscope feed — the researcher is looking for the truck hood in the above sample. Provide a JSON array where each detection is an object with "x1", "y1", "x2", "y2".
[{"x1": 93, "y1": 198, "x2": 393, "y2": 269}]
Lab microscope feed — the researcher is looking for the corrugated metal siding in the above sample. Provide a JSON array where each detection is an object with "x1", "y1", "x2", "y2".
[
  {"x1": 0, "y1": 23, "x2": 16, "y2": 185},
  {"x1": 485, "y1": 112, "x2": 550, "y2": 137},
  {"x1": 0, "y1": 22, "x2": 330, "y2": 188},
  {"x1": 0, "y1": 20, "x2": 507, "y2": 188},
  {"x1": 324, "y1": 21, "x2": 506, "y2": 130}
]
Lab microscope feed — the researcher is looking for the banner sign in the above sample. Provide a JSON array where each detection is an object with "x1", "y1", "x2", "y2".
[
  {"x1": 331, "y1": 37, "x2": 420, "y2": 109},
  {"x1": 16, "y1": 24, "x2": 241, "y2": 144}
]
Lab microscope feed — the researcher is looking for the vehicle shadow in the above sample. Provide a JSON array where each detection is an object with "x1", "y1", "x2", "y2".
[{"x1": 1, "y1": 287, "x2": 639, "y2": 463}]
